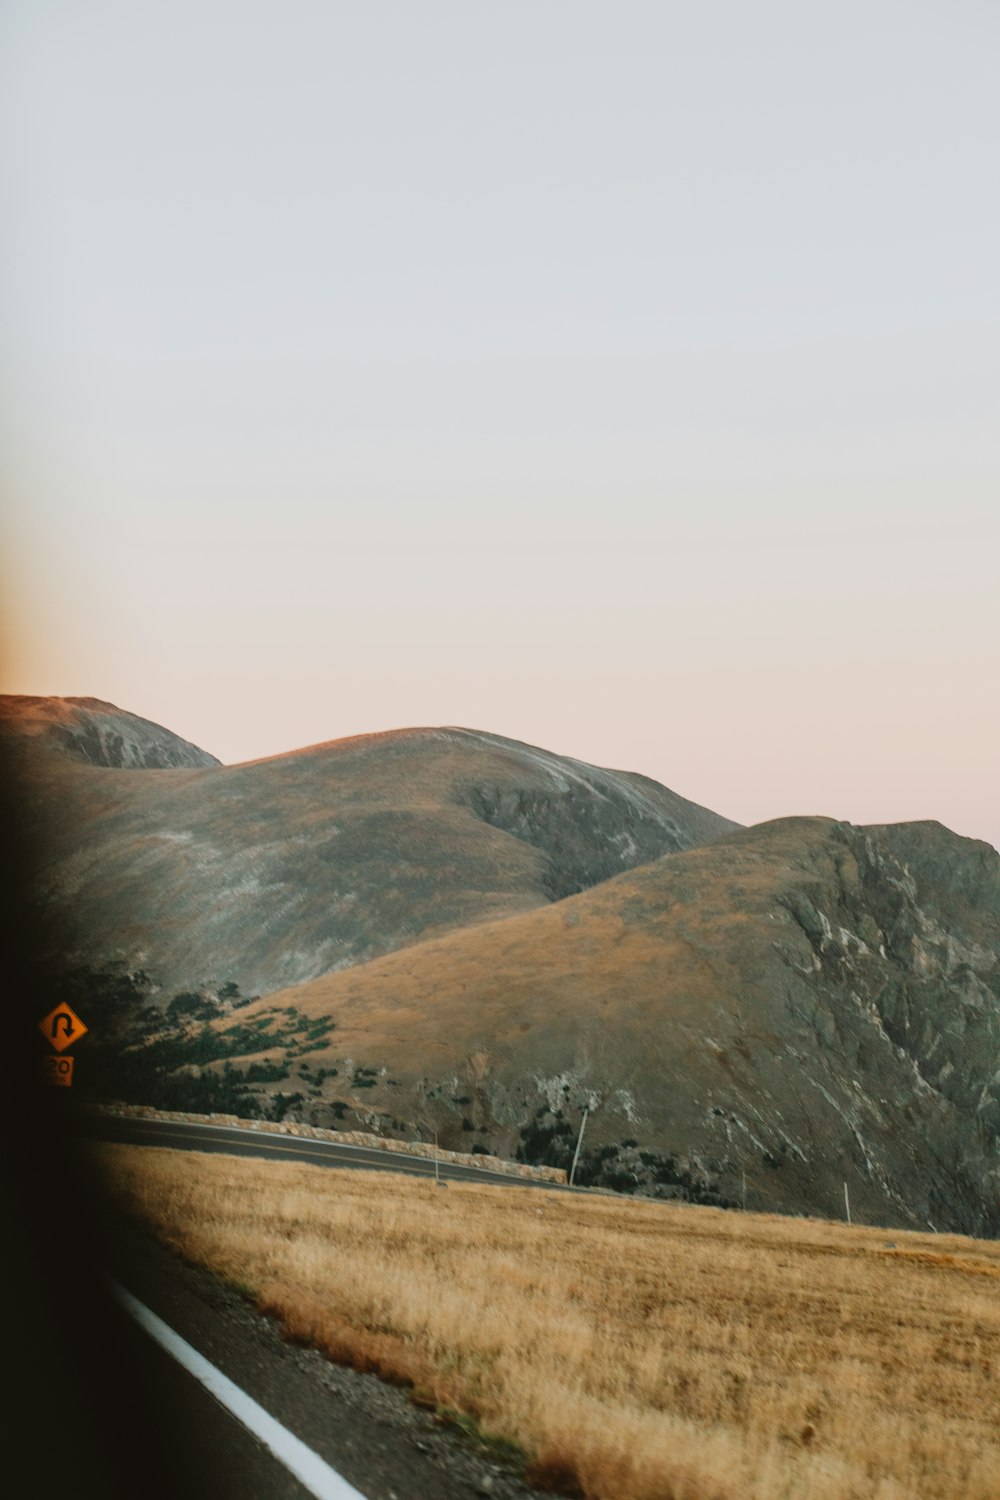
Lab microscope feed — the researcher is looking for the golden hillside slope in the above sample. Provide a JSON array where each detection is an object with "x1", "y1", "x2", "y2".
[{"x1": 253, "y1": 815, "x2": 1000, "y2": 1234}]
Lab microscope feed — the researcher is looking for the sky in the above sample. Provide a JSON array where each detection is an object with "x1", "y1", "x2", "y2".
[{"x1": 1, "y1": 1, "x2": 997, "y2": 849}]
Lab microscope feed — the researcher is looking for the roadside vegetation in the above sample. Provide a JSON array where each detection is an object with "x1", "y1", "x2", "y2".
[
  {"x1": 98, "y1": 1144, "x2": 1000, "y2": 1500},
  {"x1": 515, "y1": 1106, "x2": 732, "y2": 1202},
  {"x1": 52, "y1": 964, "x2": 335, "y2": 1119}
]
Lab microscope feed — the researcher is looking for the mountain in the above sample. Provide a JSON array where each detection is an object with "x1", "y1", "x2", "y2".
[
  {"x1": 11, "y1": 695, "x2": 998, "y2": 1236},
  {"x1": 1, "y1": 697, "x2": 738, "y2": 996},
  {"x1": 248, "y1": 815, "x2": 1000, "y2": 1235}
]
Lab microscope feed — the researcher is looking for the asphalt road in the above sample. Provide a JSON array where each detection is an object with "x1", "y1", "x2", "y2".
[{"x1": 77, "y1": 1113, "x2": 569, "y2": 1191}]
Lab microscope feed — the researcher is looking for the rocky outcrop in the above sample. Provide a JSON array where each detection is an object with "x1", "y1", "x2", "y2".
[
  {"x1": 454, "y1": 729, "x2": 735, "y2": 900},
  {"x1": 0, "y1": 696, "x2": 220, "y2": 769}
]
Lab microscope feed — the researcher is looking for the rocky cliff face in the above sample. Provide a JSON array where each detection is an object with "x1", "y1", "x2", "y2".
[
  {"x1": 451, "y1": 727, "x2": 737, "y2": 899},
  {"x1": 756, "y1": 818, "x2": 1000, "y2": 1233}
]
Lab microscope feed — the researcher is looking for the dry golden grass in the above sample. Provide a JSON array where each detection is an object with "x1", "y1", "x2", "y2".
[{"x1": 99, "y1": 1144, "x2": 1000, "y2": 1500}]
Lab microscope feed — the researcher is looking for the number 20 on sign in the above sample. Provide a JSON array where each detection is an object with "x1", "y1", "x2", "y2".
[{"x1": 44, "y1": 1055, "x2": 74, "y2": 1088}]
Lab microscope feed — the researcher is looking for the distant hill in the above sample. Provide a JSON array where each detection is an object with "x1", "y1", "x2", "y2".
[
  {"x1": 252, "y1": 815, "x2": 1000, "y2": 1235},
  {"x1": 1, "y1": 697, "x2": 738, "y2": 996}
]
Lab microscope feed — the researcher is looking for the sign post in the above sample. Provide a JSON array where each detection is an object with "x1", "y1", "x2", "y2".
[{"x1": 39, "y1": 1002, "x2": 88, "y2": 1086}]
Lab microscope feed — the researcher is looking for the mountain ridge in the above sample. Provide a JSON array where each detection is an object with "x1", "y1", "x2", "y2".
[{"x1": 2, "y1": 695, "x2": 738, "y2": 995}]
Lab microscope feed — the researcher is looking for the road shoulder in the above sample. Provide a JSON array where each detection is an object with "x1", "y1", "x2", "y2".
[{"x1": 107, "y1": 1217, "x2": 550, "y2": 1500}]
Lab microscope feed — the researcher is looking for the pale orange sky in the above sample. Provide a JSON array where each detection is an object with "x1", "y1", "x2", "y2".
[{"x1": 2, "y1": 3, "x2": 998, "y2": 850}]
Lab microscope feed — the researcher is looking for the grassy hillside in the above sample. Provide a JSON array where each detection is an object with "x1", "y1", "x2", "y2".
[
  {"x1": 2, "y1": 698, "x2": 737, "y2": 995},
  {"x1": 98, "y1": 1143, "x2": 1000, "y2": 1500},
  {"x1": 241, "y1": 815, "x2": 1000, "y2": 1234}
]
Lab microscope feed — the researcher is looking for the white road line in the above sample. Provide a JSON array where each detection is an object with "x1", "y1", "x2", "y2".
[{"x1": 114, "y1": 1285, "x2": 367, "y2": 1500}]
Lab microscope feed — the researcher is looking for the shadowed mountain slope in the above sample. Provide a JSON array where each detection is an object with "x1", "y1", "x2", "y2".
[
  {"x1": 1, "y1": 698, "x2": 737, "y2": 996},
  {"x1": 255, "y1": 816, "x2": 1000, "y2": 1235}
]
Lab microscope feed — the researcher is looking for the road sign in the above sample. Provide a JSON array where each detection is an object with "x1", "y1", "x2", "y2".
[
  {"x1": 43, "y1": 1055, "x2": 74, "y2": 1088},
  {"x1": 39, "y1": 1003, "x2": 88, "y2": 1053}
]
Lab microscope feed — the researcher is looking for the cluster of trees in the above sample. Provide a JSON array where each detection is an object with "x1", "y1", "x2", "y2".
[
  {"x1": 47, "y1": 964, "x2": 334, "y2": 1123},
  {"x1": 515, "y1": 1106, "x2": 733, "y2": 1203}
]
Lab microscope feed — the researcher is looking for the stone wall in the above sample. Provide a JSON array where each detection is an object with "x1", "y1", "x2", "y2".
[{"x1": 92, "y1": 1102, "x2": 568, "y2": 1184}]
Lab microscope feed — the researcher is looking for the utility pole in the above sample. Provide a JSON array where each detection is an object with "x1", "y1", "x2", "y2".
[
  {"x1": 843, "y1": 1180, "x2": 851, "y2": 1225},
  {"x1": 434, "y1": 1131, "x2": 441, "y2": 1187},
  {"x1": 569, "y1": 1108, "x2": 589, "y2": 1187}
]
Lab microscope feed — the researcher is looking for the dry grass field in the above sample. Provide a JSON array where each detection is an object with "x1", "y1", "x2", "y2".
[{"x1": 98, "y1": 1144, "x2": 1000, "y2": 1500}]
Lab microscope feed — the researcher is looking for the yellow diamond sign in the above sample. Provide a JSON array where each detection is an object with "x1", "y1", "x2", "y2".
[{"x1": 39, "y1": 1003, "x2": 88, "y2": 1054}]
